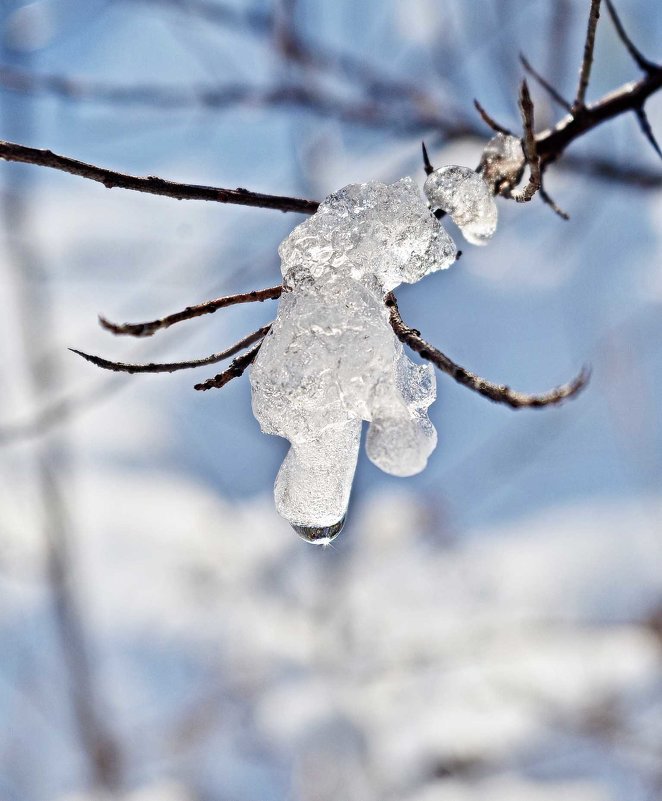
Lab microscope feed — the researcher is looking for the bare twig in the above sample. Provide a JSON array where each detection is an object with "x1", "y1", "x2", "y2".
[
  {"x1": 514, "y1": 80, "x2": 542, "y2": 203},
  {"x1": 604, "y1": 0, "x2": 658, "y2": 74},
  {"x1": 385, "y1": 293, "x2": 589, "y2": 409},
  {"x1": 473, "y1": 99, "x2": 513, "y2": 136},
  {"x1": 194, "y1": 343, "x2": 262, "y2": 391},
  {"x1": 634, "y1": 107, "x2": 662, "y2": 160},
  {"x1": 539, "y1": 185, "x2": 570, "y2": 220},
  {"x1": 70, "y1": 325, "x2": 271, "y2": 374},
  {"x1": 574, "y1": 0, "x2": 602, "y2": 110},
  {"x1": 0, "y1": 141, "x2": 319, "y2": 214},
  {"x1": 100, "y1": 286, "x2": 283, "y2": 337},
  {"x1": 519, "y1": 53, "x2": 572, "y2": 112}
]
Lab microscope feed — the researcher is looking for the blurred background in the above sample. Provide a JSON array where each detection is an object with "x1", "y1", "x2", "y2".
[{"x1": 0, "y1": 1, "x2": 661, "y2": 799}]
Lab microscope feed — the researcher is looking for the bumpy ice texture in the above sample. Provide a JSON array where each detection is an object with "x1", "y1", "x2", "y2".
[
  {"x1": 250, "y1": 178, "x2": 456, "y2": 537},
  {"x1": 424, "y1": 165, "x2": 497, "y2": 246}
]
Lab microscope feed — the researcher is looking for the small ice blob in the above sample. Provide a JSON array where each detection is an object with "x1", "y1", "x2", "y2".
[
  {"x1": 250, "y1": 178, "x2": 457, "y2": 542},
  {"x1": 479, "y1": 133, "x2": 526, "y2": 194},
  {"x1": 424, "y1": 165, "x2": 497, "y2": 246}
]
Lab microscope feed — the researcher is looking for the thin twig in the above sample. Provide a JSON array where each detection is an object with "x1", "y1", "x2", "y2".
[
  {"x1": 574, "y1": 0, "x2": 602, "y2": 110},
  {"x1": 519, "y1": 53, "x2": 572, "y2": 112},
  {"x1": 385, "y1": 293, "x2": 589, "y2": 409},
  {"x1": 100, "y1": 285, "x2": 283, "y2": 337},
  {"x1": 0, "y1": 141, "x2": 319, "y2": 215},
  {"x1": 604, "y1": 0, "x2": 658, "y2": 74},
  {"x1": 194, "y1": 343, "x2": 262, "y2": 391},
  {"x1": 634, "y1": 107, "x2": 662, "y2": 160},
  {"x1": 473, "y1": 98, "x2": 513, "y2": 135},
  {"x1": 539, "y1": 185, "x2": 570, "y2": 220},
  {"x1": 70, "y1": 325, "x2": 271, "y2": 374},
  {"x1": 514, "y1": 80, "x2": 542, "y2": 203}
]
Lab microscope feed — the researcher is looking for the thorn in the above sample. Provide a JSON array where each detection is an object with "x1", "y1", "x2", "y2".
[
  {"x1": 421, "y1": 141, "x2": 434, "y2": 175},
  {"x1": 519, "y1": 52, "x2": 572, "y2": 112},
  {"x1": 539, "y1": 185, "x2": 570, "y2": 220},
  {"x1": 635, "y1": 106, "x2": 662, "y2": 160},
  {"x1": 604, "y1": 0, "x2": 659, "y2": 74},
  {"x1": 473, "y1": 98, "x2": 513, "y2": 136}
]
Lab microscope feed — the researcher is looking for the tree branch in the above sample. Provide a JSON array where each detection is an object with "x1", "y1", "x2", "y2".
[
  {"x1": 573, "y1": 0, "x2": 602, "y2": 110},
  {"x1": 536, "y1": 69, "x2": 662, "y2": 166},
  {"x1": 99, "y1": 285, "x2": 283, "y2": 337},
  {"x1": 0, "y1": 141, "x2": 319, "y2": 214},
  {"x1": 194, "y1": 343, "x2": 262, "y2": 391},
  {"x1": 385, "y1": 293, "x2": 589, "y2": 409},
  {"x1": 70, "y1": 325, "x2": 271, "y2": 374}
]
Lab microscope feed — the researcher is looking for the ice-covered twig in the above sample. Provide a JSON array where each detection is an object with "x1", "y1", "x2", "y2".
[
  {"x1": 573, "y1": 0, "x2": 602, "y2": 111},
  {"x1": 69, "y1": 325, "x2": 271, "y2": 374},
  {"x1": 385, "y1": 293, "x2": 590, "y2": 409},
  {"x1": 100, "y1": 285, "x2": 282, "y2": 337},
  {"x1": 194, "y1": 343, "x2": 262, "y2": 391}
]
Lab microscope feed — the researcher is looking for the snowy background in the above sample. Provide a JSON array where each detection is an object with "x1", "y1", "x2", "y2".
[{"x1": 0, "y1": 1, "x2": 661, "y2": 799}]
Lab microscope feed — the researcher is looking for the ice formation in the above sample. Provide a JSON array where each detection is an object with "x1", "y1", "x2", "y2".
[
  {"x1": 251, "y1": 172, "x2": 494, "y2": 543},
  {"x1": 423, "y1": 165, "x2": 497, "y2": 245},
  {"x1": 479, "y1": 133, "x2": 526, "y2": 194}
]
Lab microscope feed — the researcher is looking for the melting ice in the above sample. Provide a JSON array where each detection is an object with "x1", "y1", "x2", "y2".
[{"x1": 250, "y1": 171, "x2": 495, "y2": 542}]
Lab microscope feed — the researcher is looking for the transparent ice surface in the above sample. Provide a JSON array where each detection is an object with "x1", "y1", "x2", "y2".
[
  {"x1": 424, "y1": 165, "x2": 497, "y2": 246},
  {"x1": 250, "y1": 178, "x2": 457, "y2": 540}
]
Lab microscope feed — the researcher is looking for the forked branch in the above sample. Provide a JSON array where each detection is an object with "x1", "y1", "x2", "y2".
[
  {"x1": 70, "y1": 325, "x2": 271, "y2": 374},
  {"x1": 194, "y1": 344, "x2": 262, "y2": 391}
]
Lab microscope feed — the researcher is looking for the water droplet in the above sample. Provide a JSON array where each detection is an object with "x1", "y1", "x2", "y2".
[{"x1": 291, "y1": 516, "x2": 346, "y2": 546}]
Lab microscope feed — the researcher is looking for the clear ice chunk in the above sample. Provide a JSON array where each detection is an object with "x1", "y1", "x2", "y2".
[
  {"x1": 250, "y1": 177, "x2": 457, "y2": 540},
  {"x1": 423, "y1": 165, "x2": 497, "y2": 246}
]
